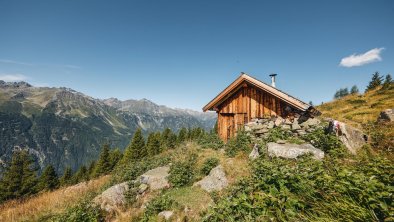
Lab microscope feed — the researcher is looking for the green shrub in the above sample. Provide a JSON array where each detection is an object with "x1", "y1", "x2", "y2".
[
  {"x1": 50, "y1": 200, "x2": 104, "y2": 222},
  {"x1": 142, "y1": 193, "x2": 178, "y2": 222},
  {"x1": 198, "y1": 132, "x2": 225, "y2": 150},
  {"x1": 201, "y1": 158, "x2": 220, "y2": 175},
  {"x1": 124, "y1": 181, "x2": 141, "y2": 206},
  {"x1": 225, "y1": 130, "x2": 251, "y2": 157},
  {"x1": 168, "y1": 156, "x2": 196, "y2": 187},
  {"x1": 265, "y1": 127, "x2": 292, "y2": 143},
  {"x1": 202, "y1": 153, "x2": 393, "y2": 221},
  {"x1": 302, "y1": 128, "x2": 347, "y2": 157}
]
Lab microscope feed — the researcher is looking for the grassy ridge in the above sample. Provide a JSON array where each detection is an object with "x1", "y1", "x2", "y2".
[{"x1": 318, "y1": 86, "x2": 394, "y2": 128}]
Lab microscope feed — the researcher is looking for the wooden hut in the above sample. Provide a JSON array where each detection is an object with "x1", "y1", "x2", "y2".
[{"x1": 203, "y1": 73, "x2": 318, "y2": 141}]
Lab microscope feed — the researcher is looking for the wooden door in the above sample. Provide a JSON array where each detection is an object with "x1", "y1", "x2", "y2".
[{"x1": 220, "y1": 113, "x2": 235, "y2": 142}]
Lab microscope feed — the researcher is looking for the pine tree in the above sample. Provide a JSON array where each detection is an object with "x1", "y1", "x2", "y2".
[
  {"x1": 350, "y1": 85, "x2": 359, "y2": 94},
  {"x1": 366, "y1": 72, "x2": 383, "y2": 92},
  {"x1": 73, "y1": 165, "x2": 89, "y2": 183},
  {"x1": 147, "y1": 132, "x2": 162, "y2": 156},
  {"x1": 382, "y1": 74, "x2": 392, "y2": 90},
  {"x1": 122, "y1": 128, "x2": 146, "y2": 162},
  {"x1": 0, "y1": 151, "x2": 38, "y2": 202},
  {"x1": 59, "y1": 166, "x2": 73, "y2": 186},
  {"x1": 87, "y1": 160, "x2": 96, "y2": 178},
  {"x1": 94, "y1": 144, "x2": 112, "y2": 177},
  {"x1": 213, "y1": 120, "x2": 218, "y2": 134},
  {"x1": 177, "y1": 127, "x2": 187, "y2": 144},
  {"x1": 37, "y1": 165, "x2": 59, "y2": 191},
  {"x1": 109, "y1": 148, "x2": 122, "y2": 169}
]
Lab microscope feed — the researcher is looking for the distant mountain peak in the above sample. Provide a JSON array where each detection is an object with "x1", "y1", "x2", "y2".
[{"x1": 0, "y1": 81, "x2": 32, "y2": 88}]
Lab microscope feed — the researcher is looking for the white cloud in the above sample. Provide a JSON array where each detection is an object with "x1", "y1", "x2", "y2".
[
  {"x1": 0, "y1": 59, "x2": 33, "y2": 66},
  {"x1": 0, "y1": 74, "x2": 29, "y2": 82},
  {"x1": 339, "y1": 48, "x2": 384, "y2": 67}
]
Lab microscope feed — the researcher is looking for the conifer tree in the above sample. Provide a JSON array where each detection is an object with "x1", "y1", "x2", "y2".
[
  {"x1": 87, "y1": 160, "x2": 96, "y2": 178},
  {"x1": 212, "y1": 120, "x2": 218, "y2": 134},
  {"x1": 366, "y1": 72, "x2": 383, "y2": 92},
  {"x1": 161, "y1": 128, "x2": 171, "y2": 149},
  {"x1": 122, "y1": 128, "x2": 146, "y2": 162},
  {"x1": 59, "y1": 166, "x2": 73, "y2": 186},
  {"x1": 73, "y1": 165, "x2": 89, "y2": 183},
  {"x1": 147, "y1": 132, "x2": 162, "y2": 156},
  {"x1": 382, "y1": 74, "x2": 392, "y2": 90},
  {"x1": 350, "y1": 85, "x2": 359, "y2": 94},
  {"x1": 37, "y1": 165, "x2": 59, "y2": 191},
  {"x1": 109, "y1": 148, "x2": 123, "y2": 169},
  {"x1": 167, "y1": 133, "x2": 177, "y2": 149},
  {"x1": 0, "y1": 151, "x2": 38, "y2": 201},
  {"x1": 177, "y1": 127, "x2": 187, "y2": 144},
  {"x1": 94, "y1": 144, "x2": 112, "y2": 177}
]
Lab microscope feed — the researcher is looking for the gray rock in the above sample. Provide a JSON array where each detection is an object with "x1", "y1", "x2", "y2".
[
  {"x1": 193, "y1": 165, "x2": 228, "y2": 192},
  {"x1": 93, "y1": 182, "x2": 129, "y2": 212},
  {"x1": 140, "y1": 166, "x2": 170, "y2": 190},
  {"x1": 244, "y1": 125, "x2": 252, "y2": 132},
  {"x1": 251, "y1": 124, "x2": 266, "y2": 131},
  {"x1": 378, "y1": 109, "x2": 394, "y2": 122},
  {"x1": 249, "y1": 144, "x2": 260, "y2": 160},
  {"x1": 158, "y1": 211, "x2": 174, "y2": 220},
  {"x1": 300, "y1": 118, "x2": 321, "y2": 128},
  {"x1": 267, "y1": 121, "x2": 275, "y2": 129},
  {"x1": 296, "y1": 130, "x2": 307, "y2": 136},
  {"x1": 274, "y1": 116, "x2": 284, "y2": 126},
  {"x1": 292, "y1": 122, "x2": 301, "y2": 130},
  {"x1": 257, "y1": 118, "x2": 269, "y2": 124},
  {"x1": 255, "y1": 128, "x2": 269, "y2": 134},
  {"x1": 277, "y1": 140, "x2": 287, "y2": 144},
  {"x1": 328, "y1": 120, "x2": 366, "y2": 154},
  {"x1": 281, "y1": 125, "x2": 291, "y2": 130},
  {"x1": 267, "y1": 142, "x2": 324, "y2": 160}
]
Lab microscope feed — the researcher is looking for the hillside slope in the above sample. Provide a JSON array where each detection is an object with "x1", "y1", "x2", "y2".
[
  {"x1": 318, "y1": 85, "x2": 394, "y2": 128},
  {"x1": 0, "y1": 81, "x2": 216, "y2": 174}
]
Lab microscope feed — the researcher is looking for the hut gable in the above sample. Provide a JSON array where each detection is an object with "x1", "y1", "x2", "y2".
[{"x1": 203, "y1": 73, "x2": 317, "y2": 141}]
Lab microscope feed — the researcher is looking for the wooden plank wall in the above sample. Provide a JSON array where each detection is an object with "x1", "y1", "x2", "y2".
[{"x1": 217, "y1": 84, "x2": 285, "y2": 141}]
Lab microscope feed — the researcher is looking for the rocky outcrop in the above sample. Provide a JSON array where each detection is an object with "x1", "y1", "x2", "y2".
[
  {"x1": 267, "y1": 142, "x2": 324, "y2": 160},
  {"x1": 328, "y1": 120, "x2": 366, "y2": 154},
  {"x1": 140, "y1": 166, "x2": 170, "y2": 190},
  {"x1": 194, "y1": 165, "x2": 228, "y2": 192},
  {"x1": 378, "y1": 109, "x2": 394, "y2": 122},
  {"x1": 93, "y1": 182, "x2": 129, "y2": 213}
]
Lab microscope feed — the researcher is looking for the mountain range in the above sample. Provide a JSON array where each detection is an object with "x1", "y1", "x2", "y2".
[{"x1": 0, "y1": 81, "x2": 216, "y2": 174}]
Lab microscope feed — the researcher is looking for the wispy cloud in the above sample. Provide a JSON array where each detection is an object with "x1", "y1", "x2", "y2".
[
  {"x1": 340, "y1": 48, "x2": 384, "y2": 67},
  {"x1": 0, "y1": 59, "x2": 80, "y2": 69},
  {"x1": 0, "y1": 74, "x2": 29, "y2": 82},
  {"x1": 0, "y1": 59, "x2": 33, "y2": 66}
]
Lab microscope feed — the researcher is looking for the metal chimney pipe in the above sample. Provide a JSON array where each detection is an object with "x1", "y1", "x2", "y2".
[{"x1": 269, "y1": 74, "x2": 277, "y2": 87}]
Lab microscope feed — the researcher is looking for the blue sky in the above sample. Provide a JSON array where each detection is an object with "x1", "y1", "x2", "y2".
[{"x1": 0, "y1": 0, "x2": 393, "y2": 111}]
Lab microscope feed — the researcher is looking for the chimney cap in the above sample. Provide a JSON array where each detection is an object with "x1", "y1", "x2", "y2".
[{"x1": 269, "y1": 73, "x2": 277, "y2": 77}]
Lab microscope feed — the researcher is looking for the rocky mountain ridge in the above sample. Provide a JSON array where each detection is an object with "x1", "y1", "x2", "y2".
[{"x1": 0, "y1": 82, "x2": 216, "y2": 174}]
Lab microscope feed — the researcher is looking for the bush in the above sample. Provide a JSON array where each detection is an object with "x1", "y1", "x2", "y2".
[
  {"x1": 168, "y1": 155, "x2": 196, "y2": 187},
  {"x1": 225, "y1": 130, "x2": 251, "y2": 157},
  {"x1": 202, "y1": 153, "x2": 393, "y2": 221},
  {"x1": 302, "y1": 128, "x2": 347, "y2": 157},
  {"x1": 201, "y1": 158, "x2": 220, "y2": 175},
  {"x1": 265, "y1": 127, "x2": 292, "y2": 143},
  {"x1": 198, "y1": 132, "x2": 224, "y2": 150},
  {"x1": 142, "y1": 193, "x2": 178, "y2": 222},
  {"x1": 51, "y1": 200, "x2": 104, "y2": 222}
]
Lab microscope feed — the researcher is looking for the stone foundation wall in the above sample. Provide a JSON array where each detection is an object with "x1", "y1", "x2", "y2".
[{"x1": 244, "y1": 115, "x2": 322, "y2": 140}]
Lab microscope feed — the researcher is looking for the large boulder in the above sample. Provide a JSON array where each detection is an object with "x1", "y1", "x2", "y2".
[
  {"x1": 140, "y1": 166, "x2": 170, "y2": 190},
  {"x1": 193, "y1": 165, "x2": 228, "y2": 192},
  {"x1": 378, "y1": 109, "x2": 394, "y2": 122},
  {"x1": 267, "y1": 142, "x2": 324, "y2": 160},
  {"x1": 93, "y1": 182, "x2": 129, "y2": 213},
  {"x1": 299, "y1": 118, "x2": 321, "y2": 128},
  {"x1": 328, "y1": 120, "x2": 366, "y2": 154}
]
